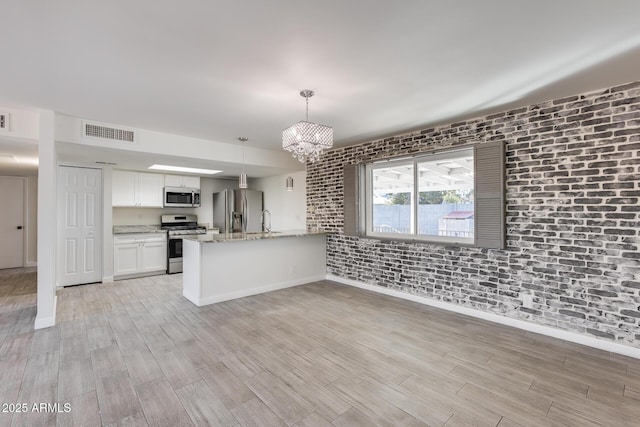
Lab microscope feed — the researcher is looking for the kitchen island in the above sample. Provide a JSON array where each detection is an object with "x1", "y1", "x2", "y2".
[{"x1": 182, "y1": 230, "x2": 326, "y2": 306}]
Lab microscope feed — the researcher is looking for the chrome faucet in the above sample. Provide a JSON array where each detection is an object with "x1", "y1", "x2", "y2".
[{"x1": 261, "y1": 209, "x2": 271, "y2": 232}]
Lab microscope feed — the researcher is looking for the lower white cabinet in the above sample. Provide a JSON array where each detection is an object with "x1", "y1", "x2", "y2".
[{"x1": 114, "y1": 233, "x2": 167, "y2": 278}]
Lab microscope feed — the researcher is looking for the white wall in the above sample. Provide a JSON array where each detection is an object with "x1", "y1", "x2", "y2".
[
  {"x1": 25, "y1": 176, "x2": 37, "y2": 266},
  {"x1": 36, "y1": 110, "x2": 56, "y2": 329},
  {"x1": 0, "y1": 106, "x2": 39, "y2": 139},
  {"x1": 112, "y1": 207, "x2": 196, "y2": 226},
  {"x1": 102, "y1": 166, "x2": 113, "y2": 282},
  {"x1": 0, "y1": 106, "x2": 39, "y2": 266},
  {"x1": 253, "y1": 171, "x2": 306, "y2": 231},
  {"x1": 55, "y1": 114, "x2": 302, "y2": 172},
  {"x1": 0, "y1": 175, "x2": 37, "y2": 267}
]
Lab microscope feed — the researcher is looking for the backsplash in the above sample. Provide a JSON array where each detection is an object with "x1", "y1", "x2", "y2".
[
  {"x1": 112, "y1": 207, "x2": 197, "y2": 226},
  {"x1": 307, "y1": 80, "x2": 640, "y2": 346}
]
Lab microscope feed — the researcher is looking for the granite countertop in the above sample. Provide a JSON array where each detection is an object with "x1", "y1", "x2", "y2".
[
  {"x1": 113, "y1": 225, "x2": 167, "y2": 234},
  {"x1": 183, "y1": 229, "x2": 326, "y2": 243}
]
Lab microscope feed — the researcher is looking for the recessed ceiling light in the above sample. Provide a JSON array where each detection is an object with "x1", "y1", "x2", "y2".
[{"x1": 148, "y1": 164, "x2": 222, "y2": 175}]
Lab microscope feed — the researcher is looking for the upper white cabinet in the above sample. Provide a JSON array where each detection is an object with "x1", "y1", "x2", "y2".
[
  {"x1": 113, "y1": 170, "x2": 164, "y2": 207},
  {"x1": 112, "y1": 170, "x2": 137, "y2": 206},
  {"x1": 164, "y1": 174, "x2": 200, "y2": 189},
  {"x1": 137, "y1": 173, "x2": 164, "y2": 206}
]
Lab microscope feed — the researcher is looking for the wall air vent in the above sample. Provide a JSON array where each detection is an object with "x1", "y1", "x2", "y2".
[
  {"x1": 82, "y1": 121, "x2": 136, "y2": 143},
  {"x1": 0, "y1": 112, "x2": 9, "y2": 132}
]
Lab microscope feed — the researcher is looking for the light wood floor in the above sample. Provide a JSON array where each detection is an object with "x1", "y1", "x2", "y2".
[{"x1": 1, "y1": 270, "x2": 640, "y2": 426}]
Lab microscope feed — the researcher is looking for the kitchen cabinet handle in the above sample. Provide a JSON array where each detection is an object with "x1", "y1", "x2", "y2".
[{"x1": 17, "y1": 226, "x2": 23, "y2": 230}]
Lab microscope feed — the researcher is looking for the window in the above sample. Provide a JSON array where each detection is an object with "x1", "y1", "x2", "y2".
[
  {"x1": 343, "y1": 141, "x2": 504, "y2": 249},
  {"x1": 365, "y1": 147, "x2": 475, "y2": 244},
  {"x1": 370, "y1": 162, "x2": 414, "y2": 235}
]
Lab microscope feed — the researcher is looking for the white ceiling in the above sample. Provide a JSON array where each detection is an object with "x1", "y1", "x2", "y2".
[{"x1": 2, "y1": 1, "x2": 640, "y2": 176}]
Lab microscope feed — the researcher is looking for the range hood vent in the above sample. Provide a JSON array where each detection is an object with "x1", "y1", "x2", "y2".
[
  {"x1": 0, "y1": 112, "x2": 8, "y2": 131},
  {"x1": 82, "y1": 121, "x2": 136, "y2": 143}
]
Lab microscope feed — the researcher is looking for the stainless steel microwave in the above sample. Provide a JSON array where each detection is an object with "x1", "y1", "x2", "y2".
[{"x1": 163, "y1": 187, "x2": 201, "y2": 207}]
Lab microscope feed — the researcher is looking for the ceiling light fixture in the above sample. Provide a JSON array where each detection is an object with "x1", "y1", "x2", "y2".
[
  {"x1": 282, "y1": 89, "x2": 333, "y2": 163},
  {"x1": 238, "y1": 137, "x2": 248, "y2": 189},
  {"x1": 148, "y1": 165, "x2": 221, "y2": 175},
  {"x1": 285, "y1": 176, "x2": 294, "y2": 192}
]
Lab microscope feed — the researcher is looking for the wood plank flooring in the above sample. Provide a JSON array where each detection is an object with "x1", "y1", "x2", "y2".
[{"x1": 1, "y1": 267, "x2": 640, "y2": 426}]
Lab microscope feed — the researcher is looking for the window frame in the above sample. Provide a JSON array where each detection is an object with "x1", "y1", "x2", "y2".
[{"x1": 363, "y1": 146, "x2": 476, "y2": 245}]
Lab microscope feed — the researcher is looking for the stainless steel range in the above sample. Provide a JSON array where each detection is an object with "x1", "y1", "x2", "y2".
[{"x1": 161, "y1": 214, "x2": 207, "y2": 274}]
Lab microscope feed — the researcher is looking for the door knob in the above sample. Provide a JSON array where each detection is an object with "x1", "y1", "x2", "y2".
[{"x1": 17, "y1": 226, "x2": 23, "y2": 230}]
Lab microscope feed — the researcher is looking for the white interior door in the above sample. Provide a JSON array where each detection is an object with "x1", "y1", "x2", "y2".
[
  {"x1": 0, "y1": 176, "x2": 24, "y2": 269},
  {"x1": 57, "y1": 166, "x2": 102, "y2": 286}
]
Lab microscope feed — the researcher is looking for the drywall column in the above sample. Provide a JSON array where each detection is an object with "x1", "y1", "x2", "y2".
[
  {"x1": 25, "y1": 176, "x2": 38, "y2": 266},
  {"x1": 35, "y1": 110, "x2": 56, "y2": 329},
  {"x1": 102, "y1": 165, "x2": 114, "y2": 282}
]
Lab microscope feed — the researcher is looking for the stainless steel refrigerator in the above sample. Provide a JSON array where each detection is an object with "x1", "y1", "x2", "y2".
[{"x1": 212, "y1": 189, "x2": 264, "y2": 233}]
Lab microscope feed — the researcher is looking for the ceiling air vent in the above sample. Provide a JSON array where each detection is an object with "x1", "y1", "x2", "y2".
[
  {"x1": 82, "y1": 121, "x2": 136, "y2": 143},
  {"x1": 0, "y1": 112, "x2": 9, "y2": 132}
]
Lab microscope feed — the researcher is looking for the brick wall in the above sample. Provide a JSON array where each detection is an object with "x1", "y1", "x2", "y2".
[{"x1": 307, "y1": 81, "x2": 640, "y2": 346}]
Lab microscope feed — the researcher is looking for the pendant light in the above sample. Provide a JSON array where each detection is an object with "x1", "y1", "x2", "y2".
[
  {"x1": 285, "y1": 176, "x2": 294, "y2": 192},
  {"x1": 238, "y1": 137, "x2": 248, "y2": 189}
]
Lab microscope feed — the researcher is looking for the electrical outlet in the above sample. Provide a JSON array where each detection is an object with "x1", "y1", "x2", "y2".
[{"x1": 521, "y1": 294, "x2": 533, "y2": 309}]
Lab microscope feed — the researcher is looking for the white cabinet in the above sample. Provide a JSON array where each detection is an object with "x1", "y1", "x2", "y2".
[
  {"x1": 164, "y1": 174, "x2": 200, "y2": 189},
  {"x1": 140, "y1": 240, "x2": 167, "y2": 272},
  {"x1": 113, "y1": 243, "x2": 140, "y2": 276},
  {"x1": 137, "y1": 173, "x2": 165, "y2": 207},
  {"x1": 114, "y1": 233, "x2": 167, "y2": 278},
  {"x1": 113, "y1": 171, "x2": 164, "y2": 207},
  {"x1": 112, "y1": 171, "x2": 137, "y2": 206}
]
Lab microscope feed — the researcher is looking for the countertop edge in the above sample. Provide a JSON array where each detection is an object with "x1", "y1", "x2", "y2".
[
  {"x1": 184, "y1": 230, "x2": 327, "y2": 244},
  {"x1": 113, "y1": 225, "x2": 167, "y2": 234}
]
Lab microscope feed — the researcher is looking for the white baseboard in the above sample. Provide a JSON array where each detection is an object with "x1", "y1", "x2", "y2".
[
  {"x1": 102, "y1": 276, "x2": 114, "y2": 283},
  {"x1": 326, "y1": 274, "x2": 640, "y2": 360},
  {"x1": 187, "y1": 274, "x2": 327, "y2": 307},
  {"x1": 34, "y1": 295, "x2": 57, "y2": 329},
  {"x1": 25, "y1": 261, "x2": 37, "y2": 268},
  {"x1": 182, "y1": 288, "x2": 200, "y2": 306}
]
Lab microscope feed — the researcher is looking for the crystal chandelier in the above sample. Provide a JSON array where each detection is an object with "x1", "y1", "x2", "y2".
[{"x1": 282, "y1": 90, "x2": 333, "y2": 163}]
